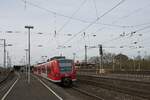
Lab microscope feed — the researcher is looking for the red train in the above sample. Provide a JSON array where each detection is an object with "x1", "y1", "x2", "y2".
[{"x1": 33, "y1": 56, "x2": 76, "y2": 86}]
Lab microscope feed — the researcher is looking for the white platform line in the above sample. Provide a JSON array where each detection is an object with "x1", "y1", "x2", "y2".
[
  {"x1": 36, "y1": 77, "x2": 63, "y2": 100},
  {"x1": 1, "y1": 78, "x2": 19, "y2": 100}
]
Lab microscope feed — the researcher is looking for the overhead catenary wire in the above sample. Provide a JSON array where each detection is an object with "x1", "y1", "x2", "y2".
[
  {"x1": 59, "y1": 0, "x2": 126, "y2": 56},
  {"x1": 58, "y1": 0, "x2": 126, "y2": 58},
  {"x1": 111, "y1": 3, "x2": 150, "y2": 24},
  {"x1": 57, "y1": 0, "x2": 87, "y2": 34},
  {"x1": 21, "y1": 0, "x2": 90, "y2": 23},
  {"x1": 96, "y1": 2, "x2": 150, "y2": 28},
  {"x1": 97, "y1": 23, "x2": 150, "y2": 28},
  {"x1": 52, "y1": 0, "x2": 87, "y2": 54},
  {"x1": 133, "y1": 22, "x2": 150, "y2": 27},
  {"x1": 19, "y1": 0, "x2": 150, "y2": 58},
  {"x1": 61, "y1": 0, "x2": 126, "y2": 46},
  {"x1": 95, "y1": 35, "x2": 142, "y2": 58},
  {"x1": 86, "y1": 3, "x2": 150, "y2": 35},
  {"x1": 21, "y1": 0, "x2": 150, "y2": 31},
  {"x1": 21, "y1": 0, "x2": 132, "y2": 29},
  {"x1": 97, "y1": 3, "x2": 150, "y2": 29},
  {"x1": 93, "y1": 0, "x2": 98, "y2": 18},
  {"x1": 135, "y1": 25, "x2": 150, "y2": 32},
  {"x1": 101, "y1": 25, "x2": 150, "y2": 45}
]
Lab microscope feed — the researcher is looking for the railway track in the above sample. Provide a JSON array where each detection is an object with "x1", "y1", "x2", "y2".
[
  {"x1": 78, "y1": 78, "x2": 150, "y2": 99},
  {"x1": 0, "y1": 71, "x2": 16, "y2": 90},
  {"x1": 78, "y1": 75, "x2": 150, "y2": 93},
  {"x1": 72, "y1": 86, "x2": 105, "y2": 100},
  {"x1": 0, "y1": 71, "x2": 13, "y2": 85},
  {"x1": 77, "y1": 75, "x2": 150, "y2": 85}
]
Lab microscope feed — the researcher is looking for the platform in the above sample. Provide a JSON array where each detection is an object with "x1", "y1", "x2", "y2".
[{"x1": 4, "y1": 72, "x2": 60, "y2": 100}]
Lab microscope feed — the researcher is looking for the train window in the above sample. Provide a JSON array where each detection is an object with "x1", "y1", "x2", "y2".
[
  {"x1": 38, "y1": 67, "x2": 41, "y2": 73},
  {"x1": 59, "y1": 60, "x2": 72, "y2": 73},
  {"x1": 42, "y1": 67, "x2": 45, "y2": 73}
]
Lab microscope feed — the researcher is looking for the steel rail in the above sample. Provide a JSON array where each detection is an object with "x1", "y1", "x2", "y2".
[{"x1": 78, "y1": 78, "x2": 150, "y2": 99}]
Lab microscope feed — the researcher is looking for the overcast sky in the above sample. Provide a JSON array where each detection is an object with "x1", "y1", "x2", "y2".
[{"x1": 0, "y1": 0, "x2": 150, "y2": 65}]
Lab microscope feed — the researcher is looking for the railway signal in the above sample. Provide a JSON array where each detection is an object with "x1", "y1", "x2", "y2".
[
  {"x1": 99, "y1": 44, "x2": 103, "y2": 56},
  {"x1": 98, "y1": 44, "x2": 103, "y2": 74},
  {"x1": 85, "y1": 45, "x2": 87, "y2": 67}
]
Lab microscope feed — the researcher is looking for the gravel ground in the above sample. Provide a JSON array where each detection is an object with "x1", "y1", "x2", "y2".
[
  {"x1": 0, "y1": 72, "x2": 17, "y2": 99},
  {"x1": 75, "y1": 81, "x2": 147, "y2": 100},
  {"x1": 78, "y1": 72, "x2": 150, "y2": 82},
  {"x1": 77, "y1": 75, "x2": 150, "y2": 96},
  {"x1": 0, "y1": 73, "x2": 8, "y2": 82}
]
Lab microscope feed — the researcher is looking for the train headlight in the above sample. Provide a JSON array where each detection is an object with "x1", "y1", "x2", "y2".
[{"x1": 55, "y1": 73, "x2": 60, "y2": 77}]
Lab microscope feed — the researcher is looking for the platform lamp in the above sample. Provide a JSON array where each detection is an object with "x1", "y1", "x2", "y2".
[
  {"x1": 0, "y1": 39, "x2": 12, "y2": 68},
  {"x1": 25, "y1": 26, "x2": 34, "y2": 84}
]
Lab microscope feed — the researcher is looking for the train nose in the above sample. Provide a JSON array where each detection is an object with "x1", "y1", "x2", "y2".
[{"x1": 62, "y1": 77, "x2": 72, "y2": 87}]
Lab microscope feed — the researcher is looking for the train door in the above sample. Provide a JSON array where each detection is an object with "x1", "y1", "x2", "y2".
[{"x1": 47, "y1": 62, "x2": 52, "y2": 78}]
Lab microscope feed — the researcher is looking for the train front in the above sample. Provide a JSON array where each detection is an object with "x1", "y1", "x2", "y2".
[{"x1": 58, "y1": 59, "x2": 76, "y2": 87}]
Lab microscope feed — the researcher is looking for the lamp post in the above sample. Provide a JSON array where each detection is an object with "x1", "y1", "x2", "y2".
[
  {"x1": 0, "y1": 39, "x2": 6, "y2": 68},
  {"x1": 5, "y1": 44, "x2": 13, "y2": 68},
  {"x1": 25, "y1": 25, "x2": 34, "y2": 84},
  {"x1": 0, "y1": 39, "x2": 13, "y2": 68},
  {"x1": 73, "y1": 53, "x2": 76, "y2": 62},
  {"x1": 41, "y1": 56, "x2": 47, "y2": 62},
  {"x1": 24, "y1": 49, "x2": 28, "y2": 79}
]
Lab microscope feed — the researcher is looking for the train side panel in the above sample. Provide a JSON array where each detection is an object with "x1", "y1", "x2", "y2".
[
  {"x1": 47, "y1": 61, "x2": 61, "y2": 82},
  {"x1": 33, "y1": 58, "x2": 77, "y2": 86}
]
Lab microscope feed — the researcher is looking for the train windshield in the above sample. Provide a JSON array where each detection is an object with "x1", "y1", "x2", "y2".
[{"x1": 59, "y1": 60, "x2": 72, "y2": 73}]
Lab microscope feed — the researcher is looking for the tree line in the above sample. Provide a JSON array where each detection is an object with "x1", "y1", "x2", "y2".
[{"x1": 87, "y1": 52, "x2": 150, "y2": 71}]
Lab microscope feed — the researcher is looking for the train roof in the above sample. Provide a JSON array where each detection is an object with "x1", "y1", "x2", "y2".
[
  {"x1": 35, "y1": 56, "x2": 73, "y2": 66},
  {"x1": 50, "y1": 56, "x2": 66, "y2": 60}
]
